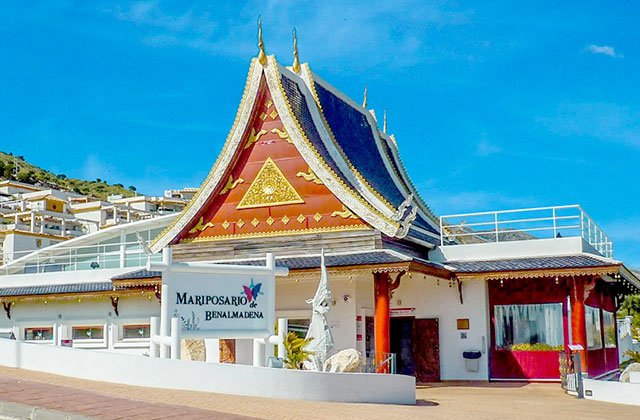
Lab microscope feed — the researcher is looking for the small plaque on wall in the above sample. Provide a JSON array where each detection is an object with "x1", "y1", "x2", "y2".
[{"x1": 457, "y1": 318, "x2": 470, "y2": 330}]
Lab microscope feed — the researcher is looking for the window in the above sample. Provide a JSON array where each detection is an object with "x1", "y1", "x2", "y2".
[
  {"x1": 123, "y1": 324, "x2": 150, "y2": 339},
  {"x1": 494, "y1": 303, "x2": 563, "y2": 351},
  {"x1": 585, "y1": 306, "x2": 603, "y2": 350},
  {"x1": 602, "y1": 310, "x2": 616, "y2": 349},
  {"x1": 24, "y1": 327, "x2": 53, "y2": 341},
  {"x1": 287, "y1": 319, "x2": 310, "y2": 338},
  {"x1": 72, "y1": 326, "x2": 104, "y2": 340}
]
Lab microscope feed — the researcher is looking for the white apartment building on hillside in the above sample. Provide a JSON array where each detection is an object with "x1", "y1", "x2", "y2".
[{"x1": 0, "y1": 180, "x2": 192, "y2": 264}]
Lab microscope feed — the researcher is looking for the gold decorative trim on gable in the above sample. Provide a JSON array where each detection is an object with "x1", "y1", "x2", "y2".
[
  {"x1": 219, "y1": 175, "x2": 245, "y2": 195},
  {"x1": 271, "y1": 127, "x2": 293, "y2": 144},
  {"x1": 237, "y1": 157, "x2": 305, "y2": 209},
  {"x1": 244, "y1": 127, "x2": 267, "y2": 149},
  {"x1": 296, "y1": 167, "x2": 323, "y2": 184},
  {"x1": 179, "y1": 224, "x2": 370, "y2": 243},
  {"x1": 188, "y1": 216, "x2": 214, "y2": 234},
  {"x1": 331, "y1": 205, "x2": 358, "y2": 219}
]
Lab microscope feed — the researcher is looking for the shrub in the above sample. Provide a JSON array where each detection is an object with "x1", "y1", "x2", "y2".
[
  {"x1": 626, "y1": 350, "x2": 640, "y2": 363},
  {"x1": 509, "y1": 343, "x2": 564, "y2": 351},
  {"x1": 283, "y1": 332, "x2": 313, "y2": 369}
]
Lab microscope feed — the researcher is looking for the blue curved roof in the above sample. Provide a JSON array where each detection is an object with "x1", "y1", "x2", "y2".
[
  {"x1": 278, "y1": 68, "x2": 440, "y2": 243},
  {"x1": 280, "y1": 74, "x2": 353, "y2": 190},
  {"x1": 313, "y1": 81, "x2": 408, "y2": 209},
  {"x1": 313, "y1": 80, "x2": 438, "y2": 236}
]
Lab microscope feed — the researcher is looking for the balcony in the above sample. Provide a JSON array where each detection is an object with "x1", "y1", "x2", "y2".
[
  {"x1": 1, "y1": 239, "x2": 161, "y2": 275},
  {"x1": 439, "y1": 205, "x2": 613, "y2": 258}
]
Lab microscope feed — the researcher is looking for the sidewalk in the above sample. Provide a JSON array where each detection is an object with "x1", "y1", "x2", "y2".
[
  {"x1": 0, "y1": 372, "x2": 248, "y2": 419},
  {"x1": 1, "y1": 365, "x2": 638, "y2": 419},
  {"x1": 0, "y1": 400, "x2": 91, "y2": 419}
]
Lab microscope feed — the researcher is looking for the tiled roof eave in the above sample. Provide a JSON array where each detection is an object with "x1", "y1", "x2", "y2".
[{"x1": 453, "y1": 264, "x2": 621, "y2": 281}]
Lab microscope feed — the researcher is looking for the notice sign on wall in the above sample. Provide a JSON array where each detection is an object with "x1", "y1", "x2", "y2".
[{"x1": 168, "y1": 272, "x2": 274, "y2": 338}]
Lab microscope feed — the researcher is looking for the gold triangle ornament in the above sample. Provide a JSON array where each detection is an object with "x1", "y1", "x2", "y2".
[{"x1": 237, "y1": 157, "x2": 305, "y2": 209}]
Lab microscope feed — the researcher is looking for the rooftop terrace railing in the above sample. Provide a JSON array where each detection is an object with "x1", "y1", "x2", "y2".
[
  {"x1": 439, "y1": 205, "x2": 613, "y2": 258},
  {"x1": 0, "y1": 240, "x2": 160, "y2": 276}
]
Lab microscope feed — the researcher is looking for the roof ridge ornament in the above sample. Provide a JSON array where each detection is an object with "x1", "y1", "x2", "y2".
[
  {"x1": 292, "y1": 28, "x2": 301, "y2": 73},
  {"x1": 257, "y1": 16, "x2": 267, "y2": 65},
  {"x1": 383, "y1": 110, "x2": 387, "y2": 133},
  {"x1": 362, "y1": 85, "x2": 368, "y2": 108}
]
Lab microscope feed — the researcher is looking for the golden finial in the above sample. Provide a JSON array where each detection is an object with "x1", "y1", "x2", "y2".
[
  {"x1": 383, "y1": 110, "x2": 387, "y2": 133},
  {"x1": 257, "y1": 17, "x2": 267, "y2": 65},
  {"x1": 292, "y1": 28, "x2": 301, "y2": 73},
  {"x1": 362, "y1": 85, "x2": 368, "y2": 108}
]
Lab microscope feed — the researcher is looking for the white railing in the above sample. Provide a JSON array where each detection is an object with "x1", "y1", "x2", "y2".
[
  {"x1": 439, "y1": 205, "x2": 613, "y2": 258},
  {"x1": 0, "y1": 240, "x2": 160, "y2": 275}
]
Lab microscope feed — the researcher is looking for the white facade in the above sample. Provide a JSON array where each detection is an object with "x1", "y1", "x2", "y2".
[
  {"x1": 0, "y1": 268, "x2": 489, "y2": 380},
  {"x1": 0, "y1": 294, "x2": 158, "y2": 356}
]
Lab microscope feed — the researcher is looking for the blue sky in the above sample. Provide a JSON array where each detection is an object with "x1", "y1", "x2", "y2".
[{"x1": 1, "y1": 1, "x2": 639, "y2": 266}]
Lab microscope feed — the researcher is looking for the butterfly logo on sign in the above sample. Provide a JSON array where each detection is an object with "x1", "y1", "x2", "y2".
[{"x1": 242, "y1": 279, "x2": 263, "y2": 308}]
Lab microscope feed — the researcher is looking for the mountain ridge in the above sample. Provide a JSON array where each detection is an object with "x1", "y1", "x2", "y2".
[{"x1": 0, "y1": 151, "x2": 138, "y2": 200}]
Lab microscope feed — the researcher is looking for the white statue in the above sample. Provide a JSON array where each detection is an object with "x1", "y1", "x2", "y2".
[{"x1": 303, "y1": 250, "x2": 335, "y2": 371}]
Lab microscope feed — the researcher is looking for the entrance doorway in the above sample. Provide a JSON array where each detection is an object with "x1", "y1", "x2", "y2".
[
  {"x1": 390, "y1": 317, "x2": 441, "y2": 382},
  {"x1": 391, "y1": 317, "x2": 415, "y2": 375},
  {"x1": 414, "y1": 318, "x2": 440, "y2": 382}
]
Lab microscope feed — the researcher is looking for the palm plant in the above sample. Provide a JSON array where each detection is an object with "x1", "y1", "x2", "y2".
[{"x1": 283, "y1": 332, "x2": 313, "y2": 369}]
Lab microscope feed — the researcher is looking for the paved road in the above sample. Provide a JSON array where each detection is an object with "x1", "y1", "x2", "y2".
[{"x1": 0, "y1": 366, "x2": 636, "y2": 419}]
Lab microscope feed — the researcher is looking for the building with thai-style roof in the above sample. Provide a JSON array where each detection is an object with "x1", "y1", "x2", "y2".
[{"x1": 1, "y1": 33, "x2": 639, "y2": 383}]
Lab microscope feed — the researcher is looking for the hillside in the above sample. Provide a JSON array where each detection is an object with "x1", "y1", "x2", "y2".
[{"x1": 0, "y1": 151, "x2": 138, "y2": 200}]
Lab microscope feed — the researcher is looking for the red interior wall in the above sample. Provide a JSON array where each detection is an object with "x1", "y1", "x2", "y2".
[
  {"x1": 585, "y1": 280, "x2": 619, "y2": 378},
  {"x1": 488, "y1": 277, "x2": 568, "y2": 380}
]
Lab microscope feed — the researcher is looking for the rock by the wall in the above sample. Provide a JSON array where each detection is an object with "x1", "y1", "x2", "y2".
[
  {"x1": 180, "y1": 339, "x2": 206, "y2": 361},
  {"x1": 323, "y1": 349, "x2": 362, "y2": 373},
  {"x1": 619, "y1": 362, "x2": 640, "y2": 383}
]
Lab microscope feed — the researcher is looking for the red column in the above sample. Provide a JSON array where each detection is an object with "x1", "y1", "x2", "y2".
[
  {"x1": 570, "y1": 277, "x2": 588, "y2": 373},
  {"x1": 374, "y1": 272, "x2": 390, "y2": 373}
]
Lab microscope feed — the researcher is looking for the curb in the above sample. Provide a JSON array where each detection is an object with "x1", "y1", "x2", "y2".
[{"x1": 0, "y1": 401, "x2": 92, "y2": 420}]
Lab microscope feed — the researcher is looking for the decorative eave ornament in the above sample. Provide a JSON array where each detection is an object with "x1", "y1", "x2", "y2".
[
  {"x1": 258, "y1": 17, "x2": 267, "y2": 65},
  {"x1": 292, "y1": 28, "x2": 301, "y2": 74}
]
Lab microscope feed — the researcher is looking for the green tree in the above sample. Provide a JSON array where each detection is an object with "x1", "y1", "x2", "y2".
[
  {"x1": 618, "y1": 294, "x2": 640, "y2": 340},
  {"x1": 128, "y1": 185, "x2": 137, "y2": 192},
  {"x1": 3, "y1": 163, "x2": 14, "y2": 178},
  {"x1": 17, "y1": 171, "x2": 33, "y2": 183}
]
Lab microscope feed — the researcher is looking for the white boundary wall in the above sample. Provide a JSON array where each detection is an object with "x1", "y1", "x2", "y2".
[
  {"x1": 0, "y1": 338, "x2": 415, "y2": 404},
  {"x1": 583, "y1": 378, "x2": 640, "y2": 406}
]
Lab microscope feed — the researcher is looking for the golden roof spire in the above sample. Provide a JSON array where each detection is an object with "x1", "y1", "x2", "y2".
[
  {"x1": 257, "y1": 17, "x2": 267, "y2": 65},
  {"x1": 362, "y1": 85, "x2": 368, "y2": 108},
  {"x1": 383, "y1": 110, "x2": 387, "y2": 133},
  {"x1": 292, "y1": 28, "x2": 301, "y2": 73}
]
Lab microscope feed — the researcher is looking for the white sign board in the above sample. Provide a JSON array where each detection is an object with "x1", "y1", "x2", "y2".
[
  {"x1": 148, "y1": 250, "x2": 285, "y2": 340},
  {"x1": 169, "y1": 271, "x2": 274, "y2": 338}
]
